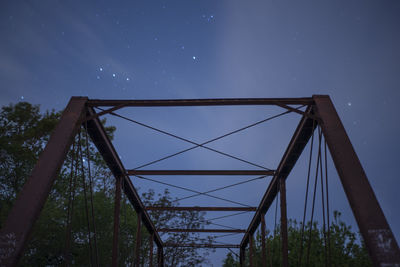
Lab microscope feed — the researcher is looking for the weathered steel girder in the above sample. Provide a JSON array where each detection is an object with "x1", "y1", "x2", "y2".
[{"x1": 313, "y1": 95, "x2": 400, "y2": 266}]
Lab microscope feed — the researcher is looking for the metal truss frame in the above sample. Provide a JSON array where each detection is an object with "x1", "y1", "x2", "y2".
[{"x1": 0, "y1": 96, "x2": 399, "y2": 267}]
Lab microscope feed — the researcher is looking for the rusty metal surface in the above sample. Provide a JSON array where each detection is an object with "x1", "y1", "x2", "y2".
[
  {"x1": 157, "y1": 247, "x2": 163, "y2": 267},
  {"x1": 157, "y1": 229, "x2": 246, "y2": 233},
  {"x1": 111, "y1": 176, "x2": 122, "y2": 267},
  {"x1": 85, "y1": 107, "x2": 163, "y2": 249},
  {"x1": 240, "y1": 106, "x2": 317, "y2": 249},
  {"x1": 0, "y1": 97, "x2": 88, "y2": 267},
  {"x1": 261, "y1": 215, "x2": 267, "y2": 267},
  {"x1": 87, "y1": 97, "x2": 314, "y2": 107},
  {"x1": 134, "y1": 212, "x2": 142, "y2": 267},
  {"x1": 146, "y1": 206, "x2": 257, "y2": 211},
  {"x1": 249, "y1": 235, "x2": 254, "y2": 267},
  {"x1": 313, "y1": 95, "x2": 400, "y2": 266},
  {"x1": 240, "y1": 247, "x2": 245, "y2": 267},
  {"x1": 127, "y1": 169, "x2": 275, "y2": 176},
  {"x1": 149, "y1": 234, "x2": 154, "y2": 267},
  {"x1": 280, "y1": 178, "x2": 289, "y2": 267},
  {"x1": 275, "y1": 102, "x2": 318, "y2": 121},
  {"x1": 83, "y1": 104, "x2": 127, "y2": 122}
]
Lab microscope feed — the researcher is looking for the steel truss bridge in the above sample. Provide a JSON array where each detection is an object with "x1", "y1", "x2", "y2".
[{"x1": 0, "y1": 96, "x2": 399, "y2": 266}]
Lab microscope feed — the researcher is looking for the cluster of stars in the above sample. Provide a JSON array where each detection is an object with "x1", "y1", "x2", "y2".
[
  {"x1": 202, "y1": 14, "x2": 215, "y2": 23},
  {"x1": 89, "y1": 10, "x2": 215, "y2": 91},
  {"x1": 96, "y1": 67, "x2": 131, "y2": 82}
]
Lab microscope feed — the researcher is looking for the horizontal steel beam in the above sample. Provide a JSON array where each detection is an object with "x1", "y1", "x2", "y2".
[
  {"x1": 146, "y1": 206, "x2": 257, "y2": 211},
  {"x1": 127, "y1": 170, "x2": 275, "y2": 176},
  {"x1": 157, "y1": 229, "x2": 246, "y2": 233},
  {"x1": 87, "y1": 98, "x2": 314, "y2": 107},
  {"x1": 241, "y1": 105, "x2": 317, "y2": 249},
  {"x1": 164, "y1": 243, "x2": 240, "y2": 249}
]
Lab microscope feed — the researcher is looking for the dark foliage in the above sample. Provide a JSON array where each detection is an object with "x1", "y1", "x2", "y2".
[{"x1": 0, "y1": 102, "x2": 210, "y2": 266}]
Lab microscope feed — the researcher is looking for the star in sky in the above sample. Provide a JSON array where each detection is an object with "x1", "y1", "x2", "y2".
[{"x1": 202, "y1": 14, "x2": 215, "y2": 23}]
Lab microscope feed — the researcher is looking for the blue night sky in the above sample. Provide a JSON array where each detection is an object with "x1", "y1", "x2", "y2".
[{"x1": 1, "y1": 1, "x2": 400, "y2": 265}]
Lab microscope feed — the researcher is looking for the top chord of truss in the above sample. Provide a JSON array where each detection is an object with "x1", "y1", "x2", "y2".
[{"x1": 87, "y1": 97, "x2": 314, "y2": 107}]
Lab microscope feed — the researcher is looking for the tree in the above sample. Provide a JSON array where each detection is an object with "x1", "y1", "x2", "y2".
[
  {"x1": 142, "y1": 189, "x2": 214, "y2": 266},
  {"x1": 0, "y1": 102, "x2": 118, "y2": 265},
  {"x1": 0, "y1": 102, "x2": 211, "y2": 266},
  {"x1": 223, "y1": 252, "x2": 240, "y2": 267},
  {"x1": 0, "y1": 102, "x2": 59, "y2": 216},
  {"x1": 222, "y1": 211, "x2": 372, "y2": 266}
]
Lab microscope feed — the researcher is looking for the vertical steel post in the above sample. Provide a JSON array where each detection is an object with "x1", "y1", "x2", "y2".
[
  {"x1": 0, "y1": 97, "x2": 87, "y2": 267},
  {"x1": 249, "y1": 235, "x2": 254, "y2": 267},
  {"x1": 135, "y1": 212, "x2": 142, "y2": 267},
  {"x1": 240, "y1": 246, "x2": 245, "y2": 267},
  {"x1": 149, "y1": 233, "x2": 154, "y2": 267},
  {"x1": 280, "y1": 178, "x2": 289, "y2": 267},
  {"x1": 313, "y1": 95, "x2": 400, "y2": 266},
  {"x1": 157, "y1": 246, "x2": 161, "y2": 267},
  {"x1": 157, "y1": 246, "x2": 164, "y2": 267},
  {"x1": 261, "y1": 214, "x2": 267, "y2": 267},
  {"x1": 161, "y1": 248, "x2": 165, "y2": 267},
  {"x1": 111, "y1": 176, "x2": 122, "y2": 267}
]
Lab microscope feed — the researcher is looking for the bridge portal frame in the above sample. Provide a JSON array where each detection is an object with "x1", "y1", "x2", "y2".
[{"x1": 0, "y1": 96, "x2": 399, "y2": 267}]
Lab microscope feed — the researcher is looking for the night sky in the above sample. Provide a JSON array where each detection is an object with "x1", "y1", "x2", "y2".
[{"x1": 1, "y1": 1, "x2": 400, "y2": 265}]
